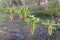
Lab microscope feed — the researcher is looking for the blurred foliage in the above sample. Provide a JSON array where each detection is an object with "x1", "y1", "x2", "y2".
[
  {"x1": 26, "y1": 0, "x2": 59, "y2": 17},
  {"x1": 0, "y1": 0, "x2": 9, "y2": 8},
  {"x1": 0, "y1": 0, "x2": 7, "y2": 26},
  {"x1": 41, "y1": 19, "x2": 56, "y2": 30},
  {"x1": 0, "y1": 13, "x2": 6, "y2": 26},
  {"x1": 25, "y1": 0, "x2": 37, "y2": 5},
  {"x1": 30, "y1": 6, "x2": 59, "y2": 17}
]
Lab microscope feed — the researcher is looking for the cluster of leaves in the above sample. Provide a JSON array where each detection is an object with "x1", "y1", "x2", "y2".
[
  {"x1": 24, "y1": 15, "x2": 40, "y2": 28},
  {"x1": 41, "y1": 19, "x2": 56, "y2": 36},
  {"x1": 4, "y1": 7, "x2": 31, "y2": 20},
  {"x1": 24, "y1": 15, "x2": 40, "y2": 35},
  {"x1": 41, "y1": 19, "x2": 56, "y2": 29}
]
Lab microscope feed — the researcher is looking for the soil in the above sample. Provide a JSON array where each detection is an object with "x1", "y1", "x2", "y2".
[{"x1": 0, "y1": 14, "x2": 60, "y2": 40}]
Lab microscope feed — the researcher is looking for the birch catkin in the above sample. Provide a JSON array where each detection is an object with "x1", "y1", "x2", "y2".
[
  {"x1": 48, "y1": 25, "x2": 52, "y2": 36},
  {"x1": 8, "y1": 7, "x2": 13, "y2": 22},
  {"x1": 8, "y1": 13, "x2": 13, "y2": 22},
  {"x1": 30, "y1": 26, "x2": 34, "y2": 35}
]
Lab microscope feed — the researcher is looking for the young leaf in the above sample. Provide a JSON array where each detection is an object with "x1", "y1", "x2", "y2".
[
  {"x1": 13, "y1": 7, "x2": 19, "y2": 14},
  {"x1": 19, "y1": 8, "x2": 24, "y2": 16},
  {"x1": 35, "y1": 18, "x2": 40, "y2": 23},
  {"x1": 3, "y1": 8, "x2": 9, "y2": 13},
  {"x1": 52, "y1": 25, "x2": 56, "y2": 30},
  {"x1": 45, "y1": 19, "x2": 50, "y2": 25},
  {"x1": 50, "y1": 21, "x2": 55, "y2": 25},
  {"x1": 33, "y1": 23, "x2": 37, "y2": 29},
  {"x1": 24, "y1": 18, "x2": 30, "y2": 23}
]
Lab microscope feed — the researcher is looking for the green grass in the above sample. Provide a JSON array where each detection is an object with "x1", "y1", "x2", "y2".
[{"x1": 0, "y1": 13, "x2": 6, "y2": 26}]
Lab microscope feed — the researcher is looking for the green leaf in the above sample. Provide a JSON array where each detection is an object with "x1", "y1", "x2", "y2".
[
  {"x1": 52, "y1": 25, "x2": 56, "y2": 30},
  {"x1": 24, "y1": 18, "x2": 30, "y2": 23},
  {"x1": 41, "y1": 23, "x2": 47, "y2": 26},
  {"x1": 19, "y1": 8, "x2": 25, "y2": 16},
  {"x1": 30, "y1": 15, "x2": 34, "y2": 17},
  {"x1": 30, "y1": 15, "x2": 35, "y2": 22},
  {"x1": 35, "y1": 18, "x2": 40, "y2": 23},
  {"x1": 2, "y1": 8, "x2": 9, "y2": 13},
  {"x1": 4, "y1": 10, "x2": 9, "y2": 13},
  {"x1": 33, "y1": 23, "x2": 37, "y2": 28},
  {"x1": 50, "y1": 21, "x2": 55, "y2": 25},
  {"x1": 13, "y1": 7, "x2": 19, "y2": 14},
  {"x1": 45, "y1": 19, "x2": 50, "y2": 25}
]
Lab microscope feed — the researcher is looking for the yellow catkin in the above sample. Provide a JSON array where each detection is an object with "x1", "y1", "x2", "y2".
[
  {"x1": 48, "y1": 25, "x2": 52, "y2": 36},
  {"x1": 8, "y1": 13, "x2": 13, "y2": 22},
  {"x1": 30, "y1": 27, "x2": 35, "y2": 35},
  {"x1": 8, "y1": 7, "x2": 13, "y2": 22},
  {"x1": 25, "y1": 12, "x2": 27, "y2": 19},
  {"x1": 8, "y1": 7, "x2": 12, "y2": 13}
]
